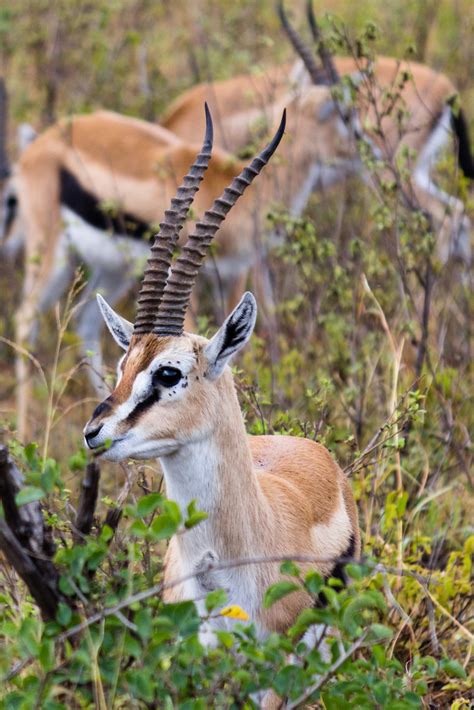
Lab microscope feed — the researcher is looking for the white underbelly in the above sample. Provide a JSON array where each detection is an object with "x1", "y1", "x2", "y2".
[{"x1": 60, "y1": 206, "x2": 150, "y2": 272}]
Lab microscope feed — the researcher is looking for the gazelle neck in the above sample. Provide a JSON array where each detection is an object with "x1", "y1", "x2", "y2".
[{"x1": 159, "y1": 369, "x2": 269, "y2": 561}]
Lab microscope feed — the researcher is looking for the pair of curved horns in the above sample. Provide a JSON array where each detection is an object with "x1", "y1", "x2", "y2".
[
  {"x1": 278, "y1": 1, "x2": 340, "y2": 86},
  {"x1": 134, "y1": 104, "x2": 286, "y2": 337}
]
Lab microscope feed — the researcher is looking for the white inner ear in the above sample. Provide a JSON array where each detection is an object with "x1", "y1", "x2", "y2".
[
  {"x1": 204, "y1": 292, "x2": 257, "y2": 380},
  {"x1": 17, "y1": 123, "x2": 37, "y2": 153},
  {"x1": 97, "y1": 293, "x2": 133, "y2": 351}
]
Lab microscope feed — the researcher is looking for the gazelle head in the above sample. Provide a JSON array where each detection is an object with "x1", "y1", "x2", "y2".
[{"x1": 83, "y1": 105, "x2": 285, "y2": 461}]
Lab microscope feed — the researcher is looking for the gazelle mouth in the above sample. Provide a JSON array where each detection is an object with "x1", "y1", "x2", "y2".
[{"x1": 84, "y1": 434, "x2": 127, "y2": 455}]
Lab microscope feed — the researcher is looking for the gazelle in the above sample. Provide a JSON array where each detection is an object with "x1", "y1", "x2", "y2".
[
  {"x1": 83, "y1": 108, "x2": 360, "y2": 668},
  {"x1": 163, "y1": 1, "x2": 473, "y2": 264}
]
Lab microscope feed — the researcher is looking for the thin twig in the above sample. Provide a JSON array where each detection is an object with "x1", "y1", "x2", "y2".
[{"x1": 284, "y1": 632, "x2": 368, "y2": 708}]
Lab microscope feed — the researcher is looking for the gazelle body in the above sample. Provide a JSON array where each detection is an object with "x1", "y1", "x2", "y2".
[
  {"x1": 88, "y1": 323, "x2": 359, "y2": 634},
  {"x1": 163, "y1": 13, "x2": 473, "y2": 265},
  {"x1": 83, "y1": 109, "x2": 360, "y2": 660}
]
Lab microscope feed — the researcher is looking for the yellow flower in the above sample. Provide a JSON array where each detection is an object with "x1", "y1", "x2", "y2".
[{"x1": 219, "y1": 605, "x2": 250, "y2": 621}]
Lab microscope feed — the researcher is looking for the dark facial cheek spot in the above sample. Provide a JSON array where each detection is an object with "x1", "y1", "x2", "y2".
[{"x1": 92, "y1": 398, "x2": 113, "y2": 419}]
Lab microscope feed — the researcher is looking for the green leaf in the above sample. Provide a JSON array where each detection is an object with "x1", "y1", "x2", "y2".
[
  {"x1": 369, "y1": 623, "x2": 393, "y2": 640},
  {"x1": 263, "y1": 581, "x2": 300, "y2": 609},
  {"x1": 39, "y1": 638, "x2": 55, "y2": 671},
  {"x1": 19, "y1": 618, "x2": 40, "y2": 656},
  {"x1": 280, "y1": 561, "x2": 300, "y2": 577},
  {"x1": 24, "y1": 442, "x2": 39, "y2": 466},
  {"x1": 129, "y1": 519, "x2": 148, "y2": 537},
  {"x1": 216, "y1": 630, "x2": 234, "y2": 649},
  {"x1": 396, "y1": 491, "x2": 409, "y2": 517},
  {"x1": 56, "y1": 602, "x2": 72, "y2": 627},
  {"x1": 149, "y1": 513, "x2": 180, "y2": 540},
  {"x1": 342, "y1": 591, "x2": 386, "y2": 635},
  {"x1": 135, "y1": 609, "x2": 153, "y2": 640},
  {"x1": 402, "y1": 691, "x2": 423, "y2": 706},
  {"x1": 162, "y1": 601, "x2": 200, "y2": 634},
  {"x1": 184, "y1": 511, "x2": 208, "y2": 529},
  {"x1": 68, "y1": 448, "x2": 87, "y2": 472},
  {"x1": 422, "y1": 656, "x2": 438, "y2": 676},
  {"x1": 15, "y1": 486, "x2": 45, "y2": 506},
  {"x1": 123, "y1": 633, "x2": 142, "y2": 657},
  {"x1": 163, "y1": 499, "x2": 182, "y2": 524},
  {"x1": 273, "y1": 664, "x2": 305, "y2": 697},
  {"x1": 304, "y1": 570, "x2": 324, "y2": 595},
  {"x1": 345, "y1": 563, "x2": 364, "y2": 580},
  {"x1": 440, "y1": 658, "x2": 467, "y2": 680},
  {"x1": 136, "y1": 492, "x2": 163, "y2": 517},
  {"x1": 205, "y1": 589, "x2": 227, "y2": 612},
  {"x1": 40, "y1": 458, "x2": 60, "y2": 493}
]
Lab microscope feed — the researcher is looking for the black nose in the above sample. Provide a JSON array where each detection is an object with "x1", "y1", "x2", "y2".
[{"x1": 85, "y1": 424, "x2": 103, "y2": 447}]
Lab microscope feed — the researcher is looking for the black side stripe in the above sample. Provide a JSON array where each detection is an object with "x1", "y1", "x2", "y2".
[
  {"x1": 450, "y1": 107, "x2": 474, "y2": 180},
  {"x1": 60, "y1": 167, "x2": 154, "y2": 240},
  {"x1": 315, "y1": 533, "x2": 356, "y2": 608}
]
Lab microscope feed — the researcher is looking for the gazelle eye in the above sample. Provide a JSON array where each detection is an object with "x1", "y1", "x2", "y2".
[{"x1": 153, "y1": 366, "x2": 182, "y2": 388}]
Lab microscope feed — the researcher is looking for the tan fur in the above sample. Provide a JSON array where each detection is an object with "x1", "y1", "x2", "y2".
[
  {"x1": 86, "y1": 331, "x2": 360, "y2": 635},
  {"x1": 164, "y1": 56, "x2": 467, "y2": 261},
  {"x1": 163, "y1": 56, "x2": 457, "y2": 159}
]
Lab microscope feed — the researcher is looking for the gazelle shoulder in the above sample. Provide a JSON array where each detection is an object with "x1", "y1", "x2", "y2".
[{"x1": 250, "y1": 435, "x2": 346, "y2": 518}]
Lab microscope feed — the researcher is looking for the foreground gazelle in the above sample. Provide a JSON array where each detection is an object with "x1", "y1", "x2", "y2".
[{"x1": 83, "y1": 109, "x2": 360, "y2": 656}]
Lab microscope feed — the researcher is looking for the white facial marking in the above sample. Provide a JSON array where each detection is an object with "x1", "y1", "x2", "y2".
[
  {"x1": 116, "y1": 353, "x2": 126, "y2": 384},
  {"x1": 84, "y1": 343, "x2": 198, "y2": 459}
]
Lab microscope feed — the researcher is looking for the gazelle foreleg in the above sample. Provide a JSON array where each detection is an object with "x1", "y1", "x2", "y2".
[{"x1": 15, "y1": 238, "x2": 74, "y2": 441}]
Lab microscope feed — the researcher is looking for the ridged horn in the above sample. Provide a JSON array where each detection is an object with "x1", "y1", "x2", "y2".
[
  {"x1": 306, "y1": 0, "x2": 340, "y2": 85},
  {"x1": 277, "y1": 1, "x2": 328, "y2": 85},
  {"x1": 133, "y1": 103, "x2": 213, "y2": 335},
  {"x1": 0, "y1": 79, "x2": 11, "y2": 180},
  {"x1": 153, "y1": 109, "x2": 287, "y2": 336}
]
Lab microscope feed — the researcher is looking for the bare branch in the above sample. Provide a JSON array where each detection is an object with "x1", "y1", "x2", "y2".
[{"x1": 73, "y1": 461, "x2": 101, "y2": 543}]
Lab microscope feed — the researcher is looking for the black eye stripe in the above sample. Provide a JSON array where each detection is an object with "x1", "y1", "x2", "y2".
[
  {"x1": 123, "y1": 367, "x2": 183, "y2": 424},
  {"x1": 125, "y1": 390, "x2": 160, "y2": 424}
]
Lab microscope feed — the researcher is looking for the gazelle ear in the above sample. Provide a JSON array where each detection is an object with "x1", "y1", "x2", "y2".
[
  {"x1": 204, "y1": 292, "x2": 257, "y2": 380},
  {"x1": 97, "y1": 294, "x2": 133, "y2": 351}
]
